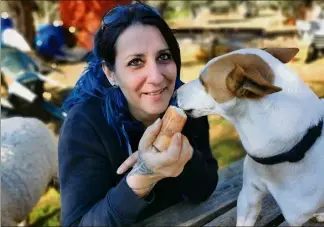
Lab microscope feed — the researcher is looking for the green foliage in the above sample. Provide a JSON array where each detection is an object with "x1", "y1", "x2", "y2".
[
  {"x1": 28, "y1": 188, "x2": 61, "y2": 227},
  {"x1": 147, "y1": 0, "x2": 209, "y2": 20},
  {"x1": 164, "y1": 8, "x2": 190, "y2": 20},
  {"x1": 211, "y1": 139, "x2": 245, "y2": 169},
  {"x1": 208, "y1": 116, "x2": 245, "y2": 169},
  {"x1": 33, "y1": 1, "x2": 60, "y2": 25}
]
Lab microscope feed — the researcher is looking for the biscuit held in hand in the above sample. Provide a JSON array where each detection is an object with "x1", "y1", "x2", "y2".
[{"x1": 153, "y1": 106, "x2": 187, "y2": 152}]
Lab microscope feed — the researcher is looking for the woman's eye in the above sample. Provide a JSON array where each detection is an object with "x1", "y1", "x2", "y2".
[
  {"x1": 158, "y1": 53, "x2": 172, "y2": 61},
  {"x1": 128, "y1": 58, "x2": 143, "y2": 67}
]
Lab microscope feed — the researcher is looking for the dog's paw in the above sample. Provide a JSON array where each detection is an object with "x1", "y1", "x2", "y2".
[{"x1": 236, "y1": 217, "x2": 255, "y2": 227}]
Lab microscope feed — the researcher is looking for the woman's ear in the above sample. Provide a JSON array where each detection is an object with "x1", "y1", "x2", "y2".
[{"x1": 102, "y1": 63, "x2": 118, "y2": 86}]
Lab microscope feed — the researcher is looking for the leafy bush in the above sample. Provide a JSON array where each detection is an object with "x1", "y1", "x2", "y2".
[{"x1": 28, "y1": 188, "x2": 61, "y2": 227}]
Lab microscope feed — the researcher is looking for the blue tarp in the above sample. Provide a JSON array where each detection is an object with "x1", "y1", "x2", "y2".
[
  {"x1": 0, "y1": 16, "x2": 14, "y2": 43},
  {"x1": 35, "y1": 24, "x2": 66, "y2": 59},
  {"x1": 1, "y1": 16, "x2": 13, "y2": 31}
]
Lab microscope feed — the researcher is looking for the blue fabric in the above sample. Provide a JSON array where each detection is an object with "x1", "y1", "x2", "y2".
[
  {"x1": 34, "y1": 24, "x2": 66, "y2": 58},
  {"x1": 58, "y1": 97, "x2": 219, "y2": 226},
  {"x1": 1, "y1": 16, "x2": 14, "y2": 44},
  {"x1": 0, "y1": 45, "x2": 39, "y2": 79},
  {"x1": 0, "y1": 16, "x2": 13, "y2": 32}
]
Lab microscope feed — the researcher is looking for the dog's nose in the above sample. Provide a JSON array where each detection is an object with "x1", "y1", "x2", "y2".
[{"x1": 185, "y1": 109, "x2": 194, "y2": 115}]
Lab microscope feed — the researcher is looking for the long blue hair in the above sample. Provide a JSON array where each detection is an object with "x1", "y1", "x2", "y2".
[{"x1": 62, "y1": 2, "x2": 184, "y2": 148}]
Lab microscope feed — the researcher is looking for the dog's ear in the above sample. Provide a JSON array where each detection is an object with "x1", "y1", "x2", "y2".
[
  {"x1": 262, "y1": 48, "x2": 299, "y2": 63},
  {"x1": 226, "y1": 64, "x2": 282, "y2": 98}
]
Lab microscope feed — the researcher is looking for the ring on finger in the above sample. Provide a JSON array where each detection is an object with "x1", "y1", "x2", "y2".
[{"x1": 152, "y1": 144, "x2": 162, "y2": 153}]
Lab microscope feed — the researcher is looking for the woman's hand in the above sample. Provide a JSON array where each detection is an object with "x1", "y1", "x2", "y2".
[{"x1": 118, "y1": 118, "x2": 193, "y2": 197}]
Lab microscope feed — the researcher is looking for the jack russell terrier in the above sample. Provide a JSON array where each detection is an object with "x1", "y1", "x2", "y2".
[{"x1": 176, "y1": 48, "x2": 324, "y2": 226}]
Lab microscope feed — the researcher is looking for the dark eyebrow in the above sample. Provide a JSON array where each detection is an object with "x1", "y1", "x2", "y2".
[
  {"x1": 125, "y1": 49, "x2": 170, "y2": 60},
  {"x1": 158, "y1": 48, "x2": 171, "y2": 54},
  {"x1": 125, "y1": 54, "x2": 144, "y2": 60}
]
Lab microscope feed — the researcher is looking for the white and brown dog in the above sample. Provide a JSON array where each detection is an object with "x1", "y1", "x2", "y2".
[{"x1": 176, "y1": 48, "x2": 324, "y2": 226}]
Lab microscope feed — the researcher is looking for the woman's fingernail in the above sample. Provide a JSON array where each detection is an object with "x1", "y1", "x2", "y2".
[
  {"x1": 154, "y1": 118, "x2": 161, "y2": 126},
  {"x1": 177, "y1": 133, "x2": 181, "y2": 140}
]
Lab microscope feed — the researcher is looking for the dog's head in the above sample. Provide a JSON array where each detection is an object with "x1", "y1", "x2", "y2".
[{"x1": 176, "y1": 48, "x2": 299, "y2": 118}]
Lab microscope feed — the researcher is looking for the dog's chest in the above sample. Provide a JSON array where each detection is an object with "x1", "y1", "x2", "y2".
[{"x1": 246, "y1": 134, "x2": 324, "y2": 199}]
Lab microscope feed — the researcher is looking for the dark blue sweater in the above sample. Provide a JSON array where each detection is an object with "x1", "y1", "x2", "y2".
[{"x1": 58, "y1": 97, "x2": 218, "y2": 227}]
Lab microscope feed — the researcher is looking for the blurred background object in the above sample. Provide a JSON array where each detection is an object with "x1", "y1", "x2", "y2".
[
  {"x1": 5, "y1": 0, "x2": 38, "y2": 47},
  {"x1": 1, "y1": 1, "x2": 324, "y2": 226},
  {"x1": 0, "y1": 45, "x2": 68, "y2": 133},
  {"x1": 1, "y1": 12, "x2": 33, "y2": 52},
  {"x1": 59, "y1": 0, "x2": 132, "y2": 50},
  {"x1": 296, "y1": 19, "x2": 324, "y2": 63},
  {"x1": 34, "y1": 21, "x2": 87, "y2": 63}
]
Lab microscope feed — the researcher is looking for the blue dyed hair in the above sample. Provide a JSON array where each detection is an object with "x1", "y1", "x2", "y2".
[{"x1": 62, "y1": 2, "x2": 184, "y2": 148}]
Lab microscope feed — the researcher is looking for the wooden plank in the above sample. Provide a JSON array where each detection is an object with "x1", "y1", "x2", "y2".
[
  {"x1": 172, "y1": 27, "x2": 264, "y2": 36},
  {"x1": 204, "y1": 194, "x2": 283, "y2": 227},
  {"x1": 171, "y1": 27, "x2": 297, "y2": 38},
  {"x1": 217, "y1": 158, "x2": 244, "y2": 183},
  {"x1": 135, "y1": 159, "x2": 244, "y2": 227},
  {"x1": 279, "y1": 219, "x2": 324, "y2": 227}
]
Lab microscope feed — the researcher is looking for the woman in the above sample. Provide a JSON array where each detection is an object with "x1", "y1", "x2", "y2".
[{"x1": 58, "y1": 2, "x2": 219, "y2": 227}]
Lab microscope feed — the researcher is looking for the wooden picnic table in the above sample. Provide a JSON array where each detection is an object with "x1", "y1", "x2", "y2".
[
  {"x1": 171, "y1": 26, "x2": 297, "y2": 39},
  {"x1": 136, "y1": 158, "x2": 324, "y2": 227}
]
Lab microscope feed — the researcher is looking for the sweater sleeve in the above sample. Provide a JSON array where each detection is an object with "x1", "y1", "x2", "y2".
[
  {"x1": 58, "y1": 116, "x2": 153, "y2": 227},
  {"x1": 175, "y1": 116, "x2": 219, "y2": 203}
]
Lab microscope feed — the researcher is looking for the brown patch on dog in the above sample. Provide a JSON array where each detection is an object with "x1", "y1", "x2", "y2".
[
  {"x1": 227, "y1": 64, "x2": 282, "y2": 98},
  {"x1": 200, "y1": 58, "x2": 235, "y2": 103},
  {"x1": 200, "y1": 53, "x2": 283, "y2": 103}
]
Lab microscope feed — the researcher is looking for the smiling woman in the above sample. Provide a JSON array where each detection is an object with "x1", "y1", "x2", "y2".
[
  {"x1": 102, "y1": 24, "x2": 177, "y2": 126},
  {"x1": 58, "y1": 2, "x2": 219, "y2": 227}
]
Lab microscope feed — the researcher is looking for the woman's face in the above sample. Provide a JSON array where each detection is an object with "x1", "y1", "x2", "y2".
[{"x1": 104, "y1": 24, "x2": 177, "y2": 126}]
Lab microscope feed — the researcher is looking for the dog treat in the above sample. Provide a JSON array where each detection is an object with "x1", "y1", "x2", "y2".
[{"x1": 153, "y1": 106, "x2": 187, "y2": 152}]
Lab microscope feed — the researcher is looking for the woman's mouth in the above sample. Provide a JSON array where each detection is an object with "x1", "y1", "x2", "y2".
[{"x1": 144, "y1": 87, "x2": 167, "y2": 96}]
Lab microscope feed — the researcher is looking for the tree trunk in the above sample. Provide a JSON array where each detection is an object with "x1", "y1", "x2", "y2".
[
  {"x1": 6, "y1": 1, "x2": 38, "y2": 48},
  {"x1": 157, "y1": 1, "x2": 169, "y2": 19}
]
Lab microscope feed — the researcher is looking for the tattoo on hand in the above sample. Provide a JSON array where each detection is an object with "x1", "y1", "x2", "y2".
[{"x1": 128, "y1": 150, "x2": 154, "y2": 176}]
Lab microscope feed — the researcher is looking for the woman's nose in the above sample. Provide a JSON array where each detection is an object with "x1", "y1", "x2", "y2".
[{"x1": 146, "y1": 62, "x2": 164, "y2": 84}]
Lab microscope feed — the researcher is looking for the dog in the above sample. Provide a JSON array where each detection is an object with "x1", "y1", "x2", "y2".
[{"x1": 176, "y1": 48, "x2": 324, "y2": 226}]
